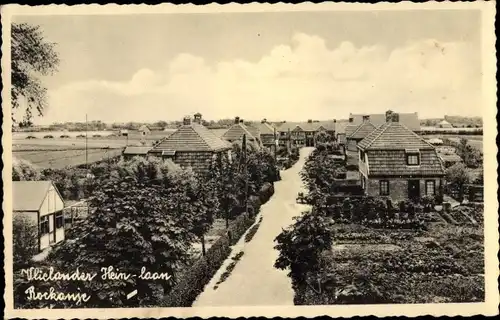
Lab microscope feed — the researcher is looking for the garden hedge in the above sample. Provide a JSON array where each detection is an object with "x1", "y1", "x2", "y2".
[
  {"x1": 259, "y1": 182, "x2": 275, "y2": 204},
  {"x1": 162, "y1": 234, "x2": 232, "y2": 307},
  {"x1": 228, "y1": 213, "x2": 256, "y2": 245}
]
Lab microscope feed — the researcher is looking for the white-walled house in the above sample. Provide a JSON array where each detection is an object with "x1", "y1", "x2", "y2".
[{"x1": 13, "y1": 181, "x2": 65, "y2": 252}]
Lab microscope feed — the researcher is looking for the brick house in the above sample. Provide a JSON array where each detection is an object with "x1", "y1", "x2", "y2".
[
  {"x1": 13, "y1": 181, "x2": 66, "y2": 252},
  {"x1": 255, "y1": 118, "x2": 278, "y2": 152},
  {"x1": 223, "y1": 117, "x2": 261, "y2": 148},
  {"x1": 277, "y1": 120, "x2": 336, "y2": 147},
  {"x1": 345, "y1": 116, "x2": 377, "y2": 152},
  {"x1": 357, "y1": 117, "x2": 445, "y2": 202},
  {"x1": 149, "y1": 115, "x2": 231, "y2": 174}
]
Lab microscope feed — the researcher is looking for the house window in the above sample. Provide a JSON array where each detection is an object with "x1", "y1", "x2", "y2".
[
  {"x1": 406, "y1": 153, "x2": 420, "y2": 165},
  {"x1": 425, "y1": 180, "x2": 436, "y2": 196},
  {"x1": 40, "y1": 216, "x2": 50, "y2": 235},
  {"x1": 379, "y1": 180, "x2": 389, "y2": 196},
  {"x1": 55, "y1": 212, "x2": 64, "y2": 229}
]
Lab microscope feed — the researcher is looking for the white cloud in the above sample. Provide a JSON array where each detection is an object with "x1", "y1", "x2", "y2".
[{"x1": 43, "y1": 33, "x2": 481, "y2": 124}]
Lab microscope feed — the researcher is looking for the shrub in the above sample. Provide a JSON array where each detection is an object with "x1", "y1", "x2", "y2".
[
  {"x1": 60, "y1": 134, "x2": 70, "y2": 138},
  {"x1": 244, "y1": 221, "x2": 261, "y2": 243},
  {"x1": 162, "y1": 235, "x2": 232, "y2": 307},
  {"x1": 13, "y1": 215, "x2": 39, "y2": 270},
  {"x1": 259, "y1": 182, "x2": 275, "y2": 204},
  {"x1": 26, "y1": 135, "x2": 37, "y2": 139},
  {"x1": 43, "y1": 135, "x2": 54, "y2": 139},
  {"x1": 228, "y1": 213, "x2": 256, "y2": 245}
]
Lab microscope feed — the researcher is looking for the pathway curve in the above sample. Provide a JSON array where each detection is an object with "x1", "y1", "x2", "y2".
[{"x1": 193, "y1": 147, "x2": 314, "y2": 307}]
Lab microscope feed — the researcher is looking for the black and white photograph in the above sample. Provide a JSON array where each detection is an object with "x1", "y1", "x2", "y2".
[{"x1": 2, "y1": 2, "x2": 498, "y2": 318}]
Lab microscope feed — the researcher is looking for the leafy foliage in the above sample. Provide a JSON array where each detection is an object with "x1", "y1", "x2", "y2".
[
  {"x1": 445, "y1": 162, "x2": 471, "y2": 200},
  {"x1": 13, "y1": 215, "x2": 39, "y2": 270},
  {"x1": 11, "y1": 23, "x2": 59, "y2": 125}
]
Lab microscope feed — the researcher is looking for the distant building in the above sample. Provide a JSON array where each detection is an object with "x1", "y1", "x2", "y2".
[
  {"x1": 255, "y1": 119, "x2": 278, "y2": 152},
  {"x1": 223, "y1": 117, "x2": 261, "y2": 148},
  {"x1": 119, "y1": 129, "x2": 129, "y2": 136},
  {"x1": 139, "y1": 125, "x2": 151, "y2": 136},
  {"x1": 123, "y1": 146, "x2": 152, "y2": 160},
  {"x1": 438, "y1": 119, "x2": 453, "y2": 128},
  {"x1": 149, "y1": 115, "x2": 231, "y2": 174},
  {"x1": 349, "y1": 110, "x2": 420, "y2": 132},
  {"x1": 277, "y1": 120, "x2": 336, "y2": 147},
  {"x1": 357, "y1": 117, "x2": 445, "y2": 202},
  {"x1": 345, "y1": 116, "x2": 377, "y2": 152},
  {"x1": 13, "y1": 181, "x2": 65, "y2": 252}
]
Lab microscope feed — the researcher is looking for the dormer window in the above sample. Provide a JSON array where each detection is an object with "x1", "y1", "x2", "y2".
[{"x1": 405, "y1": 149, "x2": 420, "y2": 166}]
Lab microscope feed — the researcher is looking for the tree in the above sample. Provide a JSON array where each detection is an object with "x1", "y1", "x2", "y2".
[
  {"x1": 12, "y1": 158, "x2": 41, "y2": 181},
  {"x1": 274, "y1": 210, "x2": 335, "y2": 293},
  {"x1": 13, "y1": 215, "x2": 39, "y2": 270},
  {"x1": 11, "y1": 23, "x2": 59, "y2": 125},
  {"x1": 445, "y1": 163, "x2": 471, "y2": 200}
]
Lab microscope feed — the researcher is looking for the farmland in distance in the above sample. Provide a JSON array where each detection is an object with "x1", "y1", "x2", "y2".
[{"x1": 12, "y1": 128, "x2": 228, "y2": 169}]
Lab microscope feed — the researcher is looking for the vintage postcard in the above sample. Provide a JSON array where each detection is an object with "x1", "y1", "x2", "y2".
[{"x1": 2, "y1": 2, "x2": 498, "y2": 319}]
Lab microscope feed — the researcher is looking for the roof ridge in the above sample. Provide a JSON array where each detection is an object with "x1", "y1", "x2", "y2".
[
  {"x1": 241, "y1": 123, "x2": 256, "y2": 139},
  {"x1": 364, "y1": 122, "x2": 391, "y2": 149},
  {"x1": 191, "y1": 123, "x2": 216, "y2": 150},
  {"x1": 349, "y1": 121, "x2": 372, "y2": 138}
]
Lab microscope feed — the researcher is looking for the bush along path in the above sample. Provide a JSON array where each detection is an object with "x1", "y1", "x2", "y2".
[{"x1": 193, "y1": 147, "x2": 315, "y2": 307}]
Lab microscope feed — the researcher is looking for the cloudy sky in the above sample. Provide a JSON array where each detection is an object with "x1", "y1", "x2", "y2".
[{"x1": 14, "y1": 10, "x2": 482, "y2": 124}]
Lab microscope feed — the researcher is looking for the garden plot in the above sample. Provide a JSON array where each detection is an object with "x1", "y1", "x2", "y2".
[{"x1": 321, "y1": 220, "x2": 484, "y2": 304}]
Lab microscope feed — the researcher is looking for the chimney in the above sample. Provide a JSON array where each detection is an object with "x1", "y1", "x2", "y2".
[
  {"x1": 349, "y1": 116, "x2": 354, "y2": 123},
  {"x1": 193, "y1": 113, "x2": 202, "y2": 124},
  {"x1": 234, "y1": 116, "x2": 240, "y2": 124},
  {"x1": 239, "y1": 119, "x2": 244, "y2": 124},
  {"x1": 391, "y1": 113, "x2": 399, "y2": 123},
  {"x1": 183, "y1": 116, "x2": 191, "y2": 125},
  {"x1": 385, "y1": 110, "x2": 394, "y2": 122},
  {"x1": 307, "y1": 119, "x2": 313, "y2": 123},
  {"x1": 362, "y1": 115, "x2": 370, "y2": 123},
  {"x1": 261, "y1": 118, "x2": 267, "y2": 123},
  {"x1": 334, "y1": 119, "x2": 337, "y2": 123}
]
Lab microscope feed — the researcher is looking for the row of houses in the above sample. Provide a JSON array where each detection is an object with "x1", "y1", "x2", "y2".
[{"x1": 123, "y1": 114, "x2": 339, "y2": 174}]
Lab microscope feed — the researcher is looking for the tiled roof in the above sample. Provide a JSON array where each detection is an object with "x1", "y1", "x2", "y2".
[
  {"x1": 223, "y1": 123, "x2": 257, "y2": 141},
  {"x1": 344, "y1": 125, "x2": 358, "y2": 137},
  {"x1": 350, "y1": 112, "x2": 420, "y2": 132},
  {"x1": 255, "y1": 122, "x2": 276, "y2": 135},
  {"x1": 246, "y1": 125, "x2": 261, "y2": 139},
  {"x1": 151, "y1": 123, "x2": 231, "y2": 152},
  {"x1": 366, "y1": 150, "x2": 445, "y2": 176},
  {"x1": 348, "y1": 122, "x2": 376, "y2": 139},
  {"x1": 13, "y1": 181, "x2": 60, "y2": 211},
  {"x1": 357, "y1": 122, "x2": 435, "y2": 150},
  {"x1": 123, "y1": 146, "x2": 152, "y2": 155},
  {"x1": 439, "y1": 153, "x2": 463, "y2": 163}
]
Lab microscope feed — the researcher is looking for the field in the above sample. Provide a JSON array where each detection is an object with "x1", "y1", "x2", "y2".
[
  {"x1": 424, "y1": 134, "x2": 483, "y2": 152},
  {"x1": 12, "y1": 128, "x2": 227, "y2": 169}
]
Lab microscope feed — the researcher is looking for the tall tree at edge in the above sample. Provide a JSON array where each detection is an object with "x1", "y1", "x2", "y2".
[{"x1": 11, "y1": 23, "x2": 60, "y2": 126}]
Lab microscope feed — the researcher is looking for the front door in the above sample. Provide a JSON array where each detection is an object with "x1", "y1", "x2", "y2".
[{"x1": 408, "y1": 180, "x2": 420, "y2": 200}]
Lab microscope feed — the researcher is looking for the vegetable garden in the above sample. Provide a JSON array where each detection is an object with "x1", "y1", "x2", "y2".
[{"x1": 274, "y1": 147, "x2": 484, "y2": 305}]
